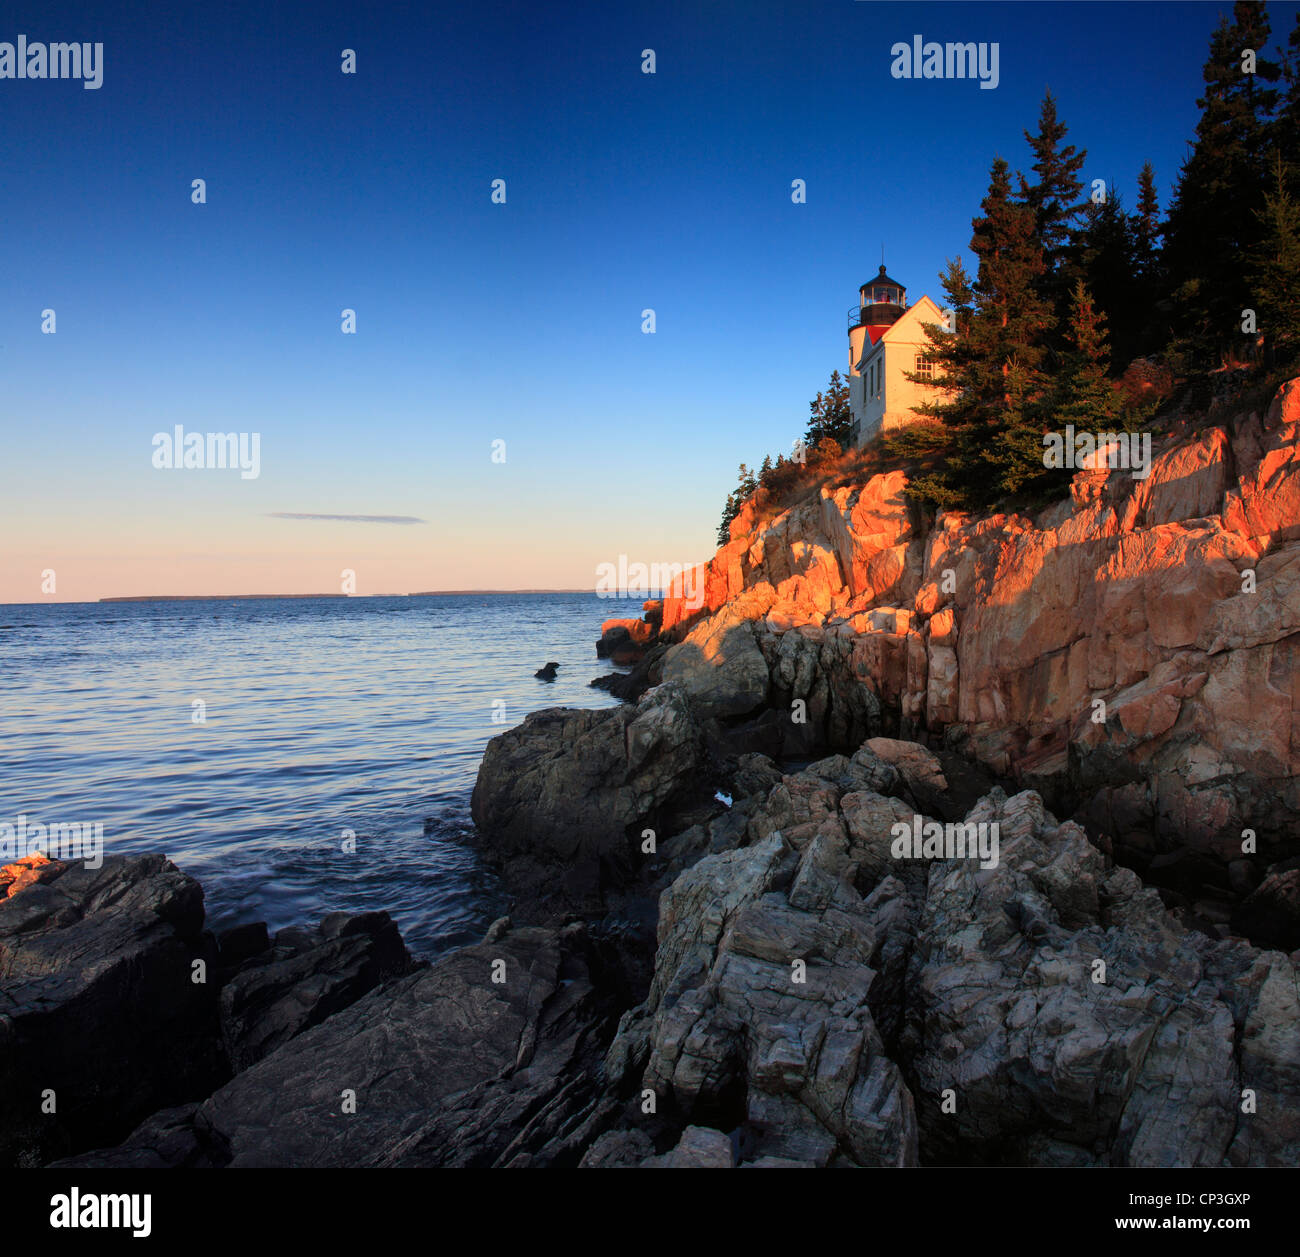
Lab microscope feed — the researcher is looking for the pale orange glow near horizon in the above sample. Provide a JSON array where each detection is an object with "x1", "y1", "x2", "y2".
[{"x1": 0, "y1": 511, "x2": 714, "y2": 604}]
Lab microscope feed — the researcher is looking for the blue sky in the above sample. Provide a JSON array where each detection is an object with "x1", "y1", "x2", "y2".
[{"x1": 4, "y1": 0, "x2": 1295, "y2": 600}]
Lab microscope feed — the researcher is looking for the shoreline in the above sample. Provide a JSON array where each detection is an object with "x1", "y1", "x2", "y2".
[{"x1": 6, "y1": 376, "x2": 1300, "y2": 1168}]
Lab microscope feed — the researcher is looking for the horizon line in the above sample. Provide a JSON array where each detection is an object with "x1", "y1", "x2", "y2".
[{"x1": 0, "y1": 588, "x2": 670, "y2": 606}]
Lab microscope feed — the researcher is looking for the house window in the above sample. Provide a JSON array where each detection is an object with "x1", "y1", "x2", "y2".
[{"x1": 914, "y1": 355, "x2": 934, "y2": 380}]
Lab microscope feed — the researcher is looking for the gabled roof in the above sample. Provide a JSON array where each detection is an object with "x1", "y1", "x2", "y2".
[{"x1": 853, "y1": 295, "x2": 945, "y2": 371}]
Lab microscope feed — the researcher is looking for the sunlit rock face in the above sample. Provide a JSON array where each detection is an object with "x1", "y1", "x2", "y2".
[
  {"x1": 0, "y1": 854, "x2": 68, "y2": 898},
  {"x1": 656, "y1": 377, "x2": 1300, "y2": 872}
]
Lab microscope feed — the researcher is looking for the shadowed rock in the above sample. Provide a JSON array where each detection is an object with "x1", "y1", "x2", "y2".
[
  {"x1": 471, "y1": 682, "x2": 713, "y2": 918},
  {"x1": 0, "y1": 855, "x2": 224, "y2": 1167},
  {"x1": 59, "y1": 922, "x2": 621, "y2": 1168},
  {"x1": 218, "y1": 910, "x2": 414, "y2": 1072}
]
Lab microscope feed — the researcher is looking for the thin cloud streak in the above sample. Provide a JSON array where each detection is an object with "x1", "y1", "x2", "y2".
[{"x1": 267, "y1": 513, "x2": 427, "y2": 525}]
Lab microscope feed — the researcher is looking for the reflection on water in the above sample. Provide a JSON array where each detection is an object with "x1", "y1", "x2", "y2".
[{"x1": 0, "y1": 594, "x2": 627, "y2": 958}]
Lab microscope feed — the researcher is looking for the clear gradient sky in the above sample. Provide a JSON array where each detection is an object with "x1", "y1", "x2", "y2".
[{"x1": 4, "y1": 0, "x2": 1295, "y2": 602}]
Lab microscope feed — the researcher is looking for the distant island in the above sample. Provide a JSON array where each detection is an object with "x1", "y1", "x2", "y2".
[
  {"x1": 99, "y1": 594, "x2": 349, "y2": 602},
  {"x1": 96, "y1": 590, "x2": 589, "y2": 603},
  {"x1": 408, "y1": 589, "x2": 586, "y2": 596}
]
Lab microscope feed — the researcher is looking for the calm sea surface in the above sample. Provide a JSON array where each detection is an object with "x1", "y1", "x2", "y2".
[{"x1": 0, "y1": 594, "x2": 626, "y2": 958}]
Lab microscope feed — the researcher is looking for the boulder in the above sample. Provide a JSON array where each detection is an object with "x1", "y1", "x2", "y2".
[
  {"x1": 471, "y1": 683, "x2": 711, "y2": 916},
  {"x1": 604, "y1": 832, "x2": 919, "y2": 1168},
  {"x1": 597, "y1": 618, "x2": 656, "y2": 661},
  {"x1": 0, "y1": 854, "x2": 224, "y2": 1167},
  {"x1": 590, "y1": 641, "x2": 669, "y2": 703}
]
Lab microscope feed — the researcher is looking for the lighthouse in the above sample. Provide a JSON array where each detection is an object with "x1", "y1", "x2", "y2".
[
  {"x1": 847, "y1": 265, "x2": 908, "y2": 377},
  {"x1": 845, "y1": 264, "x2": 947, "y2": 447}
]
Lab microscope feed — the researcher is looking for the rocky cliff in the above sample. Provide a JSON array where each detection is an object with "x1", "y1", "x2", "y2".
[
  {"x1": 18, "y1": 378, "x2": 1300, "y2": 1171},
  {"x1": 655, "y1": 377, "x2": 1300, "y2": 930}
]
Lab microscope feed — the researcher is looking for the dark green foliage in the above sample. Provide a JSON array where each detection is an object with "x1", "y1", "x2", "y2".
[
  {"x1": 1049, "y1": 280, "x2": 1130, "y2": 431},
  {"x1": 716, "y1": 462, "x2": 758, "y2": 546},
  {"x1": 804, "y1": 370, "x2": 852, "y2": 447},
  {"x1": 1163, "y1": 1, "x2": 1282, "y2": 362},
  {"x1": 1252, "y1": 154, "x2": 1300, "y2": 366},
  {"x1": 1074, "y1": 189, "x2": 1140, "y2": 368},
  {"x1": 1020, "y1": 91, "x2": 1088, "y2": 332},
  {"x1": 900, "y1": 160, "x2": 1053, "y2": 509},
  {"x1": 716, "y1": 11, "x2": 1297, "y2": 539}
]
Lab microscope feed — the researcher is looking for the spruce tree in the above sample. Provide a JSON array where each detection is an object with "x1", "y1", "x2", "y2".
[
  {"x1": 1029, "y1": 282, "x2": 1130, "y2": 497},
  {"x1": 903, "y1": 162, "x2": 1052, "y2": 508},
  {"x1": 1075, "y1": 188, "x2": 1139, "y2": 368},
  {"x1": 716, "y1": 463, "x2": 758, "y2": 546},
  {"x1": 1271, "y1": 12, "x2": 1300, "y2": 190},
  {"x1": 1252, "y1": 154, "x2": 1300, "y2": 366},
  {"x1": 1019, "y1": 91, "x2": 1087, "y2": 326},
  {"x1": 887, "y1": 259, "x2": 972, "y2": 481},
  {"x1": 971, "y1": 159, "x2": 1054, "y2": 502},
  {"x1": 1054, "y1": 280, "x2": 1122, "y2": 430},
  {"x1": 805, "y1": 370, "x2": 852, "y2": 446},
  {"x1": 1131, "y1": 163, "x2": 1166, "y2": 358},
  {"x1": 1163, "y1": 1, "x2": 1281, "y2": 362},
  {"x1": 1133, "y1": 162, "x2": 1161, "y2": 277}
]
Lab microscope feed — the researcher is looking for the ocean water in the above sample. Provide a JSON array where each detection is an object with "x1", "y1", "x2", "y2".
[{"x1": 0, "y1": 594, "x2": 628, "y2": 958}]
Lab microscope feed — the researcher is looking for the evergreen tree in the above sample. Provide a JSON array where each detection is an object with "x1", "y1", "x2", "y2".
[
  {"x1": 1252, "y1": 154, "x2": 1300, "y2": 366},
  {"x1": 805, "y1": 369, "x2": 852, "y2": 446},
  {"x1": 1053, "y1": 280, "x2": 1122, "y2": 430},
  {"x1": 1133, "y1": 162, "x2": 1161, "y2": 277},
  {"x1": 716, "y1": 462, "x2": 758, "y2": 546},
  {"x1": 1029, "y1": 282, "x2": 1132, "y2": 497},
  {"x1": 1019, "y1": 91, "x2": 1088, "y2": 324},
  {"x1": 903, "y1": 162, "x2": 1052, "y2": 508},
  {"x1": 1131, "y1": 163, "x2": 1167, "y2": 358},
  {"x1": 1271, "y1": 12, "x2": 1300, "y2": 190},
  {"x1": 1128, "y1": 161, "x2": 1170, "y2": 358},
  {"x1": 1163, "y1": 1, "x2": 1282, "y2": 362},
  {"x1": 716, "y1": 492, "x2": 738, "y2": 547},
  {"x1": 1075, "y1": 188, "x2": 1140, "y2": 368},
  {"x1": 888, "y1": 258, "x2": 973, "y2": 474}
]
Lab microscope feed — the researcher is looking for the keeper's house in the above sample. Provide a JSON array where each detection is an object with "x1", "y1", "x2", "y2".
[{"x1": 846, "y1": 266, "x2": 946, "y2": 447}]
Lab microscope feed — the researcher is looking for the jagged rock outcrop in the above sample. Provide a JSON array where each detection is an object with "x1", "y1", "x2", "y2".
[
  {"x1": 1, "y1": 855, "x2": 422, "y2": 1168},
  {"x1": 597, "y1": 603, "x2": 663, "y2": 663},
  {"x1": 41, "y1": 738, "x2": 1300, "y2": 1171},
  {"x1": 652, "y1": 377, "x2": 1300, "y2": 891},
  {"x1": 60, "y1": 921, "x2": 621, "y2": 1168},
  {"x1": 594, "y1": 756, "x2": 1300, "y2": 1167},
  {"x1": 591, "y1": 640, "x2": 669, "y2": 702},
  {"x1": 604, "y1": 829, "x2": 919, "y2": 1167},
  {"x1": 470, "y1": 682, "x2": 715, "y2": 917},
  {"x1": 217, "y1": 910, "x2": 414, "y2": 1071}
]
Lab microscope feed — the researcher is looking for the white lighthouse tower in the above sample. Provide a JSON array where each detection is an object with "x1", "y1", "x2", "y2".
[{"x1": 845, "y1": 264, "x2": 945, "y2": 446}]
